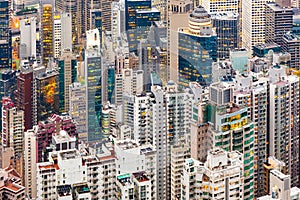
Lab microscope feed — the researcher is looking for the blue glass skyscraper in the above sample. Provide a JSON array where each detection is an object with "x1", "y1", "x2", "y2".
[{"x1": 178, "y1": 6, "x2": 217, "y2": 87}]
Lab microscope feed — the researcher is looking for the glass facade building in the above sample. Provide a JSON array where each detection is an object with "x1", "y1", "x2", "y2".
[
  {"x1": 178, "y1": 32, "x2": 217, "y2": 87},
  {"x1": 85, "y1": 52, "x2": 102, "y2": 142},
  {"x1": 0, "y1": 0, "x2": 11, "y2": 69},
  {"x1": 211, "y1": 12, "x2": 239, "y2": 59},
  {"x1": 91, "y1": 9, "x2": 102, "y2": 48},
  {"x1": 178, "y1": 6, "x2": 217, "y2": 88}
]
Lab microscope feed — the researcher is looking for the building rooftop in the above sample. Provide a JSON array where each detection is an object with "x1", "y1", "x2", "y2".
[
  {"x1": 116, "y1": 140, "x2": 139, "y2": 150},
  {"x1": 117, "y1": 174, "x2": 132, "y2": 186},
  {"x1": 133, "y1": 171, "x2": 149, "y2": 182}
]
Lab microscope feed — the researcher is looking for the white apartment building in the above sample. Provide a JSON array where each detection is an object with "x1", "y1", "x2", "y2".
[
  {"x1": 181, "y1": 148, "x2": 244, "y2": 200},
  {"x1": 37, "y1": 145, "x2": 117, "y2": 200},
  {"x1": 269, "y1": 66, "x2": 299, "y2": 187},
  {"x1": 24, "y1": 128, "x2": 37, "y2": 199},
  {"x1": 171, "y1": 143, "x2": 190, "y2": 200},
  {"x1": 114, "y1": 139, "x2": 156, "y2": 199},
  {"x1": 116, "y1": 172, "x2": 152, "y2": 200}
]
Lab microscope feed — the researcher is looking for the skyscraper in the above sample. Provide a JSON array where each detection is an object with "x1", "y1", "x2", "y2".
[
  {"x1": 178, "y1": 6, "x2": 217, "y2": 87},
  {"x1": 211, "y1": 12, "x2": 239, "y2": 59},
  {"x1": 15, "y1": 66, "x2": 33, "y2": 131},
  {"x1": 265, "y1": 3, "x2": 293, "y2": 46},
  {"x1": 58, "y1": 49, "x2": 77, "y2": 113},
  {"x1": 41, "y1": 4, "x2": 53, "y2": 65},
  {"x1": 0, "y1": 0, "x2": 11, "y2": 69},
  {"x1": 85, "y1": 29, "x2": 102, "y2": 142},
  {"x1": 269, "y1": 65, "x2": 299, "y2": 187},
  {"x1": 242, "y1": 0, "x2": 268, "y2": 52},
  {"x1": 36, "y1": 69, "x2": 59, "y2": 123},
  {"x1": 208, "y1": 82, "x2": 255, "y2": 200},
  {"x1": 19, "y1": 17, "x2": 36, "y2": 59}
]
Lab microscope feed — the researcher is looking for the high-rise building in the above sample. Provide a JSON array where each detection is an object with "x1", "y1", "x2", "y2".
[
  {"x1": 61, "y1": 12, "x2": 72, "y2": 51},
  {"x1": 37, "y1": 147, "x2": 116, "y2": 199},
  {"x1": 41, "y1": 4, "x2": 53, "y2": 65},
  {"x1": 35, "y1": 68, "x2": 59, "y2": 123},
  {"x1": 53, "y1": 13, "x2": 61, "y2": 58},
  {"x1": 125, "y1": 0, "x2": 152, "y2": 52},
  {"x1": 0, "y1": 0, "x2": 11, "y2": 69},
  {"x1": 85, "y1": 29, "x2": 102, "y2": 142},
  {"x1": 265, "y1": 3, "x2": 293, "y2": 46},
  {"x1": 181, "y1": 149, "x2": 244, "y2": 199},
  {"x1": 114, "y1": 140, "x2": 156, "y2": 199},
  {"x1": 234, "y1": 74, "x2": 269, "y2": 197},
  {"x1": 15, "y1": 66, "x2": 33, "y2": 130},
  {"x1": 201, "y1": 0, "x2": 239, "y2": 13},
  {"x1": 178, "y1": 6, "x2": 217, "y2": 87},
  {"x1": 58, "y1": 49, "x2": 77, "y2": 113},
  {"x1": 1, "y1": 97, "x2": 24, "y2": 177},
  {"x1": 211, "y1": 12, "x2": 239, "y2": 59},
  {"x1": 269, "y1": 66, "x2": 299, "y2": 187},
  {"x1": 168, "y1": 0, "x2": 194, "y2": 83},
  {"x1": 90, "y1": 9, "x2": 102, "y2": 48},
  {"x1": 19, "y1": 17, "x2": 36, "y2": 59},
  {"x1": 69, "y1": 82, "x2": 87, "y2": 140},
  {"x1": 0, "y1": 70, "x2": 16, "y2": 131},
  {"x1": 242, "y1": 0, "x2": 269, "y2": 52},
  {"x1": 55, "y1": 0, "x2": 78, "y2": 45},
  {"x1": 24, "y1": 128, "x2": 37, "y2": 199},
  {"x1": 281, "y1": 32, "x2": 300, "y2": 69},
  {"x1": 170, "y1": 143, "x2": 190, "y2": 200},
  {"x1": 208, "y1": 82, "x2": 255, "y2": 200}
]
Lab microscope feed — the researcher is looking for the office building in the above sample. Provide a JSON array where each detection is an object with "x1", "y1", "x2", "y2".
[
  {"x1": 167, "y1": 0, "x2": 193, "y2": 83},
  {"x1": 211, "y1": 12, "x2": 239, "y2": 59},
  {"x1": 19, "y1": 17, "x2": 36, "y2": 59},
  {"x1": 265, "y1": 3, "x2": 293, "y2": 46},
  {"x1": 36, "y1": 68, "x2": 59, "y2": 123},
  {"x1": 178, "y1": 6, "x2": 217, "y2": 87},
  {"x1": 85, "y1": 29, "x2": 102, "y2": 142},
  {"x1": 125, "y1": 0, "x2": 152, "y2": 52},
  {"x1": 269, "y1": 66, "x2": 299, "y2": 187},
  {"x1": 41, "y1": 4, "x2": 53, "y2": 65},
  {"x1": 201, "y1": 0, "x2": 239, "y2": 13},
  {"x1": 53, "y1": 14, "x2": 62, "y2": 58},
  {"x1": 61, "y1": 12, "x2": 72, "y2": 51},
  {"x1": 90, "y1": 9, "x2": 102, "y2": 48},
  {"x1": 281, "y1": 32, "x2": 300, "y2": 69},
  {"x1": 0, "y1": 0, "x2": 11, "y2": 69},
  {"x1": 242, "y1": 0, "x2": 269, "y2": 52},
  {"x1": 253, "y1": 43, "x2": 281, "y2": 58},
  {"x1": 58, "y1": 49, "x2": 77, "y2": 113},
  {"x1": 0, "y1": 70, "x2": 16, "y2": 131},
  {"x1": 181, "y1": 149, "x2": 244, "y2": 199},
  {"x1": 69, "y1": 82, "x2": 87, "y2": 140}
]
